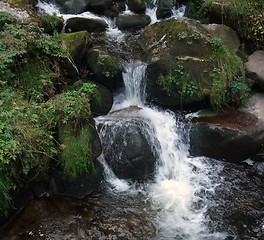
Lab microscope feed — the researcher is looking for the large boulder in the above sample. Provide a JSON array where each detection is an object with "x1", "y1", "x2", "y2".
[
  {"x1": 156, "y1": 0, "x2": 174, "y2": 19},
  {"x1": 139, "y1": 18, "x2": 244, "y2": 109},
  {"x1": 53, "y1": 0, "x2": 89, "y2": 14},
  {"x1": 73, "y1": 79, "x2": 114, "y2": 115},
  {"x1": 189, "y1": 110, "x2": 264, "y2": 162},
  {"x1": 61, "y1": 31, "x2": 92, "y2": 79},
  {"x1": 97, "y1": 106, "x2": 157, "y2": 180},
  {"x1": 49, "y1": 160, "x2": 104, "y2": 198},
  {"x1": 65, "y1": 17, "x2": 108, "y2": 33},
  {"x1": 86, "y1": 47, "x2": 123, "y2": 91},
  {"x1": 86, "y1": 0, "x2": 113, "y2": 15},
  {"x1": 245, "y1": 51, "x2": 264, "y2": 92},
  {"x1": 116, "y1": 14, "x2": 151, "y2": 31},
  {"x1": 127, "y1": 0, "x2": 146, "y2": 14}
]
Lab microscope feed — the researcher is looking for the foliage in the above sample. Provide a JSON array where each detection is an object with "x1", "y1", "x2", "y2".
[
  {"x1": 0, "y1": 81, "x2": 100, "y2": 214},
  {"x1": 178, "y1": 31, "x2": 187, "y2": 40},
  {"x1": 0, "y1": 11, "x2": 17, "y2": 31},
  {"x1": 0, "y1": 21, "x2": 68, "y2": 98},
  {"x1": 41, "y1": 13, "x2": 63, "y2": 35},
  {"x1": 158, "y1": 65, "x2": 199, "y2": 98},
  {"x1": 98, "y1": 55, "x2": 118, "y2": 78},
  {"x1": 202, "y1": 0, "x2": 264, "y2": 48},
  {"x1": 60, "y1": 126, "x2": 94, "y2": 178},
  {"x1": 206, "y1": 37, "x2": 249, "y2": 109}
]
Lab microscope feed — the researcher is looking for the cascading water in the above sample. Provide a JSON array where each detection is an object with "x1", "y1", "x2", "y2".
[
  {"x1": 2, "y1": 2, "x2": 259, "y2": 240},
  {"x1": 96, "y1": 62, "x2": 226, "y2": 239}
]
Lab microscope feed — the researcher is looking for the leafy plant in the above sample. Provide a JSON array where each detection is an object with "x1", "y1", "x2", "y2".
[{"x1": 178, "y1": 31, "x2": 187, "y2": 40}]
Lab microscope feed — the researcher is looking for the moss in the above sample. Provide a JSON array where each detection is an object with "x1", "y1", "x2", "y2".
[
  {"x1": 61, "y1": 31, "x2": 91, "y2": 55},
  {"x1": 41, "y1": 14, "x2": 64, "y2": 35},
  {"x1": 59, "y1": 124, "x2": 95, "y2": 179}
]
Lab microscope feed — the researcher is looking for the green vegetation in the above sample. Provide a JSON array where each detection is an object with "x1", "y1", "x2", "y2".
[
  {"x1": 206, "y1": 37, "x2": 249, "y2": 109},
  {"x1": 0, "y1": 15, "x2": 99, "y2": 215},
  {"x1": 41, "y1": 14, "x2": 64, "y2": 35},
  {"x1": 98, "y1": 55, "x2": 118, "y2": 78},
  {"x1": 202, "y1": 0, "x2": 264, "y2": 48},
  {"x1": 158, "y1": 65, "x2": 199, "y2": 98},
  {"x1": 158, "y1": 37, "x2": 249, "y2": 109}
]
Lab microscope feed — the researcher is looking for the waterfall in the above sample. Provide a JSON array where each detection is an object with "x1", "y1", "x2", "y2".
[
  {"x1": 36, "y1": 2, "x2": 225, "y2": 238},
  {"x1": 96, "y1": 62, "x2": 225, "y2": 239}
]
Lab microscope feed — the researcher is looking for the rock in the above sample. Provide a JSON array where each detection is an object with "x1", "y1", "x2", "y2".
[
  {"x1": 252, "y1": 162, "x2": 264, "y2": 176},
  {"x1": 49, "y1": 160, "x2": 104, "y2": 198},
  {"x1": 139, "y1": 18, "x2": 244, "y2": 109},
  {"x1": 116, "y1": 14, "x2": 151, "y2": 30},
  {"x1": 189, "y1": 110, "x2": 264, "y2": 162},
  {"x1": 53, "y1": 0, "x2": 89, "y2": 14},
  {"x1": 245, "y1": 51, "x2": 264, "y2": 91},
  {"x1": 156, "y1": 0, "x2": 174, "y2": 19},
  {"x1": 203, "y1": 24, "x2": 240, "y2": 53},
  {"x1": 86, "y1": 47, "x2": 123, "y2": 91},
  {"x1": 73, "y1": 80, "x2": 114, "y2": 115},
  {"x1": 86, "y1": 0, "x2": 113, "y2": 15},
  {"x1": 65, "y1": 17, "x2": 108, "y2": 33},
  {"x1": 61, "y1": 31, "x2": 92, "y2": 79},
  {"x1": 98, "y1": 107, "x2": 157, "y2": 180},
  {"x1": 41, "y1": 14, "x2": 64, "y2": 35},
  {"x1": 127, "y1": 0, "x2": 146, "y2": 14},
  {"x1": 206, "y1": 1, "x2": 237, "y2": 30}
]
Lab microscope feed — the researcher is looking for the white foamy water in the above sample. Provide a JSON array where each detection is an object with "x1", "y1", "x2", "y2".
[
  {"x1": 96, "y1": 62, "x2": 226, "y2": 239},
  {"x1": 37, "y1": 0, "x2": 125, "y2": 41}
]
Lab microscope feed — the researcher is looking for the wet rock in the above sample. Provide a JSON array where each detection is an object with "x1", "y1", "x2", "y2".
[
  {"x1": 252, "y1": 162, "x2": 264, "y2": 177},
  {"x1": 73, "y1": 80, "x2": 114, "y2": 115},
  {"x1": 127, "y1": 0, "x2": 146, "y2": 14},
  {"x1": 189, "y1": 110, "x2": 264, "y2": 162},
  {"x1": 156, "y1": 0, "x2": 174, "y2": 19},
  {"x1": 245, "y1": 50, "x2": 264, "y2": 92},
  {"x1": 49, "y1": 160, "x2": 104, "y2": 198},
  {"x1": 54, "y1": 0, "x2": 89, "y2": 14},
  {"x1": 86, "y1": 47, "x2": 123, "y2": 91},
  {"x1": 65, "y1": 17, "x2": 108, "y2": 33},
  {"x1": 99, "y1": 107, "x2": 156, "y2": 180},
  {"x1": 139, "y1": 18, "x2": 244, "y2": 108},
  {"x1": 86, "y1": 0, "x2": 113, "y2": 15},
  {"x1": 61, "y1": 31, "x2": 92, "y2": 79},
  {"x1": 116, "y1": 14, "x2": 151, "y2": 30}
]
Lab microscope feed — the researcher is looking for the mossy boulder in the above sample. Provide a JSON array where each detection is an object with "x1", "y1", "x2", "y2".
[
  {"x1": 189, "y1": 110, "x2": 264, "y2": 162},
  {"x1": 58, "y1": 123, "x2": 102, "y2": 178},
  {"x1": 139, "y1": 18, "x2": 245, "y2": 109},
  {"x1": 0, "y1": 11, "x2": 17, "y2": 31},
  {"x1": 127, "y1": 0, "x2": 146, "y2": 14},
  {"x1": 61, "y1": 31, "x2": 92, "y2": 78},
  {"x1": 86, "y1": 47, "x2": 123, "y2": 91},
  {"x1": 65, "y1": 17, "x2": 108, "y2": 33},
  {"x1": 116, "y1": 14, "x2": 151, "y2": 31},
  {"x1": 73, "y1": 80, "x2": 114, "y2": 115},
  {"x1": 49, "y1": 122, "x2": 103, "y2": 197},
  {"x1": 48, "y1": 120, "x2": 103, "y2": 198},
  {"x1": 41, "y1": 14, "x2": 64, "y2": 35}
]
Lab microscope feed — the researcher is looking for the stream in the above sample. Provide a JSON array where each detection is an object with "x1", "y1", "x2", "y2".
[{"x1": 1, "y1": 1, "x2": 264, "y2": 239}]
